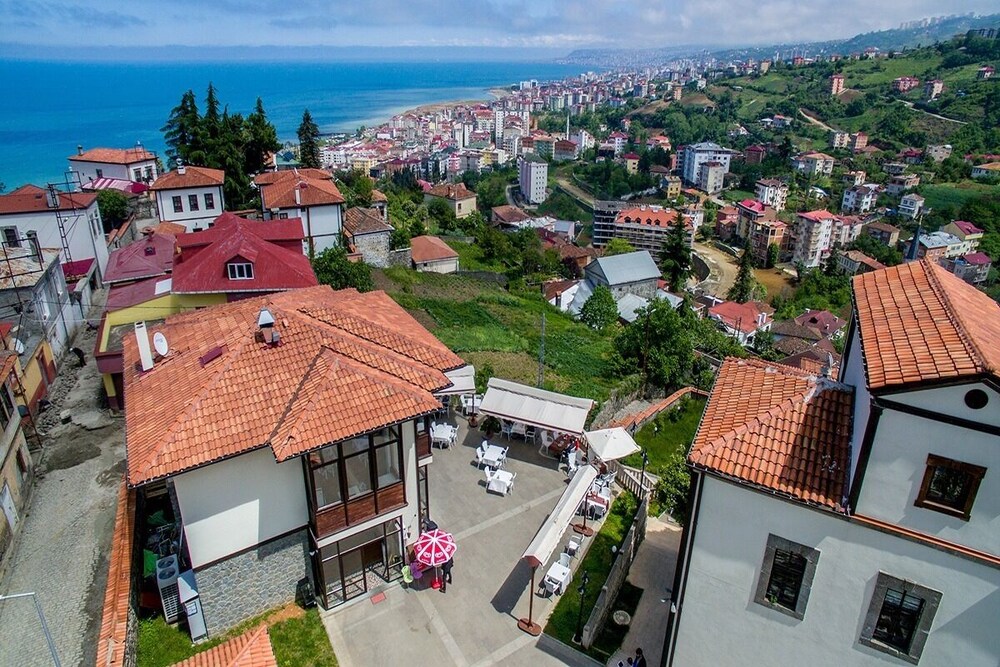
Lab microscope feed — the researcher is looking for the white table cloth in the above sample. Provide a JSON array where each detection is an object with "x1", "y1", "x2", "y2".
[
  {"x1": 544, "y1": 562, "x2": 571, "y2": 594},
  {"x1": 431, "y1": 424, "x2": 456, "y2": 448},
  {"x1": 487, "y1": 469, "x2": 514, "y2": 494},
  {"x1": 481, "y1": 444, "x2": 507, "y2": 469}
]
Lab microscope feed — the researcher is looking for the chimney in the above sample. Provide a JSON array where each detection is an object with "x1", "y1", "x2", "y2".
[
  {"x1": 134, "y1": 321, "x2": 154, "y2": 372},
  {"x1": 176, "y1": 159, "x2": 186, "y2": 175},
  {"x1": 294, "y1": 184, "x2": 302, "y2": 206},
  {"x1": 258, "y1": 308, "x2": 280, "y2": 346},
  {"x1": 77, "y1": 144, "x2": 84, "y2": 156}
]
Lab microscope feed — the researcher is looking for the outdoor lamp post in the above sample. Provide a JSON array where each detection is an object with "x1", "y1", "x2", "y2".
[
  {"x1": 573, "y1": 570, "x2": 591, "y2": 645},
  {"x1": 640, "y1": 449, "x2": 649, "y2": 498}
]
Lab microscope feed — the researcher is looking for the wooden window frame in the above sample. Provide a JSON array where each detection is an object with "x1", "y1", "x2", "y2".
[
  {"x1": 171, "y1": 196, "x2": 183, "y2": 213},
  {"x1": 914, "y1": 454, "x2": 986, "y2": 521}
]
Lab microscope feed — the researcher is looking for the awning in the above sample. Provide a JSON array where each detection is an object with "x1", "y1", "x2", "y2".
[
  {"x1": 521, "y1": 466, "x2": 598, "y2": 568},
  {"x1": 585, "y1": 427, "x2": 640, "y2": 461},
  {"x1": 479, "y1": 378, "x2": 594, "y2": 435},
  {"x1": 436, "y1": 364, "x2": 475, "y2": 396}
]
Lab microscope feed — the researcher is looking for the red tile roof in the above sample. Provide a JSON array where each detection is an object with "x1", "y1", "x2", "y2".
[
  {"x1": 170, "y1": 625, "x2": 277, "y2": 667},
  {"x1": 793, "y1": 309, "x2": 846, "y2": 335},
  {"x1": 616, "y1": 206, "x2": 679, "y2": 228},
  {"x1": 171, "y1": 214, "x2": 316, "y2": 294},
  {"x1": 410, "y1": 235, "x2": 458, "y2": 263},
  {"x1": 124, "y1": 286, "x2": 465, "y2": 485},
  {"x1": 950, "y1": 220, "x2": 984, "y2": 236},
  {"x1": 104, "y1": 231, "x2": 177, "y2": 284},
  {"x1": 426, "y1": 183, "x2": 475, "y2": 201},
  {"x1": 491, "y1": 205, "x2": 530, "y2": 224},
  {"x1": 963, "y1": 252, "x2": 992, "y2": 265},
  {"x1": 0, "y1": 184, "x2": 97, "y2": 215},
  {"x1": 150, "y1": 166, "x2": 225, "y2": 191},
  {"x1": 689, "y1": 358, "x2": 853, "y2": 509},
  {"x1": 256, "y1": 170, "x2": 345, "y2": 208},
  {"x1": 343, "y1": 207, "x2": 393, "y2": 237},
  {"x1": 708, "y1": 301, "x2": 774, "y2": 334},
  {"x1": 70, "y1": 146, "x2": 156, "y2": 165},
  {"x1": 253, "y1": 168, "x2": 333, "y2": 185},
  {"x1": 853, "y1": 259, "x2": 1000, "y2": 390},
  {"x1": 95, "y1": 482, "x2": 136, "y2": 667},
  {"x1": 797, "y1": 209, "x2": 836, "y2": 222}
]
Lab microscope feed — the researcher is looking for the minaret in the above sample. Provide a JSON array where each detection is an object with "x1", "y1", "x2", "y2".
[
  {"x1": 905, "y1": 224, "x2": 923, "y2": 262},
  {"x1": 565, "y1": 112, "x2": 570, "y2": 140}
]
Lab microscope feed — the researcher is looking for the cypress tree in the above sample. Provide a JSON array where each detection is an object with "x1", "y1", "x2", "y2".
[
  {"x1": 161, "y1": 89, "x2": 202, "y2": 167},
  {"x1": 659, "y1": 214, "x2": 692, "y2": 291},
  {"x1": 297, "y1": 109, "x2": 321, "y2": 168},
  {"x1": 246, "y1": 97, "x2": 281, "y2": 174}
]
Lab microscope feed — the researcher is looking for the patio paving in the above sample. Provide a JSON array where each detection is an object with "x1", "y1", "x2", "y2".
[{"x1": 322, "y1": 414, "x2": 601, "y2": 666}]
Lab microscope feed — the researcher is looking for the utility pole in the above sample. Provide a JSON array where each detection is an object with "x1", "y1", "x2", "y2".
[{"x1": 537, "y1": 313, "x2": 545, "y2": 388}]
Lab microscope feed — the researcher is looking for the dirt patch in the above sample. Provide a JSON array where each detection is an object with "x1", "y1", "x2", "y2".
[
  {"x1": 43, "y1": 434, "x2": 103, "y2": 471},
  {"x1": 754, "y1": 267, "x2": 796, "y2": 301},
  {"x1": 96, "y1": 459, "x2": 126, "y2": 487}
]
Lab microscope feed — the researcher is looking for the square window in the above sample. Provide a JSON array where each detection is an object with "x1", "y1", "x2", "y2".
[
  {"x1": 860, "y1": 573, "x2": 941, "y2": 664},
  {"x1": 753, "y1": 534, "x2": 819, "y2": 620},
  {"x1": 188, "y1": 194, "x2": 199, "y2": 211},
  {"x1": 172, "y1": 196, "x2": 183, "y2": 213},
  {"x1": 915, "y1": 454, "x2": 986, "y2": 520},
  {"x1": 2, "y1": 227, "x2": 20, "y2": 248},
  {"x1": 204, "y1": 193, "x2": 215, "y2": 210}
]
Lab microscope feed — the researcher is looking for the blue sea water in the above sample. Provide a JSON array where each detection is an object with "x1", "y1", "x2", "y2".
[{"x1": 0, "y1": 59, "x2": 583, "y2": 189}]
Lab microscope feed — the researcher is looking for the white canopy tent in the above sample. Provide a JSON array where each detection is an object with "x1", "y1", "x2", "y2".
[
  {"x1": 585, "y1": 427, "x2": 640, "y2": 461},
  {"x1": 521, "y1": 466, "x2": 599, "y2": 568},
  {"x1": 479, "y1": 378, "x2": 594, "y2": 436},
  {"x1": 436, "y1": 364, "x2": 476, "y2": 396}
]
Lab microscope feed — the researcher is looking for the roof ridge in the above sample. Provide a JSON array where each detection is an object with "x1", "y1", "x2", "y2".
[
  {"x1": 267, "y1": 348, "x2": 327, "y2": 455},
  {"x1": 227, "y1": 625, "x2": 267, "y2": 665},
  {"x1": 923, "y1": 260, "x2": 990, "y2": 373}
]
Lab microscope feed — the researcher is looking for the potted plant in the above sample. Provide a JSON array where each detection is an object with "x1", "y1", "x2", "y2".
[{"x1": 480, "y1": 415, "x2": 501, "y2": 438}]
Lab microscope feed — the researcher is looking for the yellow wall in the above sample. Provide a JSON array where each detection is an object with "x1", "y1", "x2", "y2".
[{"x1": 16, "y1": 340, "x2": 54, "y2": 411}]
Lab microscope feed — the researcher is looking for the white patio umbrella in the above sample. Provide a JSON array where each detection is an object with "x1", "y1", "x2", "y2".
[{"x1": 585, "y1": 427, "x2": 640, "y2": 461}]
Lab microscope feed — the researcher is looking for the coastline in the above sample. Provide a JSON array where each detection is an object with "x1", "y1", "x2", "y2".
[{"x1": 347, "y1": 86, "x2": 513, "y2": 131}]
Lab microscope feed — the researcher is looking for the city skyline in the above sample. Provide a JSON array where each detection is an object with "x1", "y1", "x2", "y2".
[{"x1": 1, "y1": 1, "x2": 997, "y2": 52}]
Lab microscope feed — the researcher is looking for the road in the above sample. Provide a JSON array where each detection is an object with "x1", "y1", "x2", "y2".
[
  {"x1": 553, "y1": 176, "x2": 595, "y2": 209},
  {"x1": 693, "y1": 241, "x2": 738, "y2": 298},
  {"x1": 798, "y1": 107, "x2": 835, "y2": 132},
  {"x1": 898, "y1": 100, "x2": 967, "y2": 125}
]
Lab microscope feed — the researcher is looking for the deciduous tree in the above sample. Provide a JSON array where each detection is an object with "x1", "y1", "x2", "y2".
[
  {"x1": 311, "y1": 245, "x2": 373, "y2": 291},
  {"x1": 604, "y1": 237, "x2": 635, "y2": 256},
  {"x1": 579, "y1": 285, "x2": 618, "y2": 331},
  {"x1": 96, "y1": 189, "x2": 129, "y2": 234}
]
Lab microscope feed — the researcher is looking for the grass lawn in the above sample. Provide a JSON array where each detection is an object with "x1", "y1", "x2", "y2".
[
  {"x1": 137, "y1": 606, "x2": 336, "y2": 667},
  {"x1": 723, "y1": 189, "x2": 754, "y2": 203},
  {"x1": 920, "y1": 182, "x2": 1000, "y2": 212},
  {"x1": 544, "y1": 493, "x2": 639, "y2": 660},
  {"x1": 443, "y1": 240, "x2": 507, "y2": 273},
  {"x1": 376, "y1": 269, "x2": 619, "y2": 403},
  {"x1": 622, "y1": 396, "x2": 707, "y2": 469}
]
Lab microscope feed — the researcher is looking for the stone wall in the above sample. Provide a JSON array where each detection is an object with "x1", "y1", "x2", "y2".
[
  {"x1": 354, "y1": 232, "x2": 392, "y2": 268},
  {"x1": 195, "y1": 529, "x2": 311, "y2": 635},
  {"x1": 388, "y1": 248, "x2": 412, "y2": 267},
  {"x1": 609, "y1": 278, "x2": 657, "y2": 301}
]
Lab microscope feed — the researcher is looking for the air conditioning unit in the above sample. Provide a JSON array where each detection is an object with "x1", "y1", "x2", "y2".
[{"x1": 155, "y1": 555, "x2": 181, "y2": 623}]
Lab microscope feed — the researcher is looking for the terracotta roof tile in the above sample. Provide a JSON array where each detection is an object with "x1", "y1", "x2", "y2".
[
  {"x1": 170, "y1": 625, "x2": 277, "y2": 667},
  {"x1": 256, "y1": 170, "x2": 345, "y2": 208},
  {"x1": 150, "y1": 167, "x2": 225, "y2": 190},
  {"x1": 95, "y1": 481, "x2": 136, "y2": 667},
  {"x1": 124, "y1": 286, "x2": 465, "y2": 485},
  {"x1": 689, "y1": 358, "x2": 853, "y2": 509},
  {"x1": 0, "y1": 185, "x2": 97, "y2": 215},
  {"x1": 70, "y1": 147, "x2": 156, "y2": 165},
  {"x1": 344, "y1": 207, "x2": 393, "y2": 236},
  {"x1": 410, "y1": 235, "x2": 458, "y2": 263},
  {"x1": 853, "y1": 260, "x2": 1000, "y2": 390},
  {"x1": 426, "y1": 183, "x2": 475, "y2": 201}
]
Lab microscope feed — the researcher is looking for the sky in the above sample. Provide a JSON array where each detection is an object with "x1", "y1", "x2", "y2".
[{"x1": 1, "y1": 1, "x2": 996, "y2": 51}]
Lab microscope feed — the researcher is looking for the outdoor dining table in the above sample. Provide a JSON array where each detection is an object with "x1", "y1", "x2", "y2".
[
  {"x1": 548, "y1": 434, "x2": 578, "y2": 457},
  {"x1": 487, "y1": 469, "x2": 514, "y2": 495},
  {"x1": 544, "y1": 561, "x2": 571, "y2": 595},
  {"x1": 460, "y1": 394, "x2": 482, "y2": 415},
  {"x1": 431, "y1": 424, "x2": 456, "y2": 448},
  {"x1": 481, "y1": 443, "x2": 507, "y2": 468}
]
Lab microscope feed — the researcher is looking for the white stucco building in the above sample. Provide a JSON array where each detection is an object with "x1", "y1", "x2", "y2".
[
  {"x1": 150, "y1": 165, "x2": 225, "y2": 231},
  {"x1": 665, "y1": 260, "x2": 1000, "y2": 667},
  {"x1": 680, "y1": 142, "x2": 735, "y2": 185},
  {"x1": 69, "y1": 145, "x2": 159, "y2": 185},
  {"x1": 0, "y1": 185, "x2": 109, "y2": 281},
  {"x1": 255, "y1": 168, "x2": 346, "y2": 255},
  {"x1": 519, "y1": 155, "x2": 548, "y2": 205}
]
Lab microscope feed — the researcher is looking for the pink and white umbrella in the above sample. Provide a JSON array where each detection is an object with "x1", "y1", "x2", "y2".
[{"x1": 413, "y1": 529, "x2": 457, "y2": 567}]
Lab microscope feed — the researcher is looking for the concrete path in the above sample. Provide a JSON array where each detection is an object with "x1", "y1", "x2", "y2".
[
  {"x1": 606, "y1": 516, "x2": 683, "y2": 667},
  {"x1": 0, "y1": 311, "x2": 125, "y2": 667}
]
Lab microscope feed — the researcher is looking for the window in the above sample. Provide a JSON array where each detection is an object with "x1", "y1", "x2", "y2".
[
  {"x1": 309, "y1": 427, "x2": 404, "y2": 513},
  {"x1": 172, "y1": 196, "x2": 183, "y2": 213},
  {"x1": 0, "y1": 382, "x2": 15, "y2": 429},
  {"x1": 133, "y1": 168, "x2": 142, "y2": 181},
  {"x1": 753, "y1": 534, "x2": 819, "y2": 620},
  {"x1": 2, "y1": 227, "x2": 20, "y2": 248},
  {"x1": 278, "y1": 212, "x2": 289, "y2": 219},
  {"x1": 915, "y1": 454, "x2": 986, "y2": 520},
  {"x1": 860, "y1": 573, "x2": 941, "y2": 664},
  {"x1": 964, "y1": 389, "x2": 989, "y2": 410},
  {"x1": 96, "y1": 168, "x2": 103, "y2": 178},
  {"x1": 343, "y1": 450, "x2": 372, "y2": 499},
  {"x1": 188, "y1": 194, "x2": 199, "y2": 211},
  {"x1": 227, "y1": 262, "x2": 254, "y2": 280},
  {"x1": 143, "y1": 167, "x2": 153, "y2": 181},
  {"x1": 204, "y1": 193, "x2": 215, "y2": 210}
]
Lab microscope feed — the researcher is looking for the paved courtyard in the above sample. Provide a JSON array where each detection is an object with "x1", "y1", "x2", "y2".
[
  {"x1": 323, "y1": 414, "x2": 681, "y2": 666},
  {"x1": 0, "y1": 317, "x2": 125, "y2": 667}
]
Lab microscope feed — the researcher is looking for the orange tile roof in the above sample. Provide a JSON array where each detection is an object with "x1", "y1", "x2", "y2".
[
  {"x1": 708, "y1": 300, "x2": 774, "y2": 334},
  {"x1": 171, "y1": 625, "x2": 277, "y2": 667},
  {"x1": 124, "y1": 286, "x2": 465, "y2": 485},
  {"x1": 344, "y1": 207, "x2": 393, "y2": 236},
  {"x1": 256, "y1": 170, "x2": 345, "y2": 208},
  {"x1": 150, "y1": 166, "x2": 225, "y2": 190},
  {"x1": 410, "y1": 235, "x2": 458, "y2": 263},
  {"x1": 426, "y1": 182, "x2": 475, "y2": 201},
  {"x1": 70, "y1": 146, "x2": 156, "y2": 165},
  {"x1": 95, "y1": 481, "x2": 136, "y2": 667},
  {"x1": 853, "y1": 259, "x2": 1000, "y2": 390},
  {"x1": 0, "y1": 184, "x2": 97, "y2": 215},
  {"x1": 689, "y1": 358, "x2": 853, "y2": 509}
]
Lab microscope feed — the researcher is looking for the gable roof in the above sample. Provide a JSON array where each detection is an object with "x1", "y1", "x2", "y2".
[
  {"x1": 426, "y1": 183, "x2": 475, "y2": 201},
  {"x1": 104, "y1": 231, "x2": 177, "y2": 284},
  {"x1": 410, "y1": 235, "x2": 458, "y2": 263},
  {"x1": 949, "y1": 220, "x2": 984, "y2": 236},
  {"x1": 343, "y1": 207, "x2": 392, "y2": 237},
  {"x1": 708, "y1": 301, "x2": 774, "y2": 333},
  {"x1": 853, "y1": 259, "x2": 1000, "y2": 390},
  {"x1": 491, "y1": 205, "x2": 531, "y2": 224},
  {"x1": 688, "y1": 358, "x2": 853, "y2": 509},
  {"x1": 255, "y1": 170, "x2": 345, "y2": 208},
  {"x1": 587, "y1": 251, "x2": 660, "y2": 286},
  {"x1": 70, "y1": 147, "x2": 156, "y2": 165},
  {"x1": 124, "y1": 286, "x2": 466, "y2": 485},
  {"x1": 170, "y1": 625, "x2": 276, "y2": 667},
  {"x1": 792, "y1": 309, "x2": 846, "y2": 335},
  {"x1": 0, "y1": 185, "x2": 97, "y2": 215},
  {"x1": 171, "y1": 214, "x2": 315, "y2": 294},
  {"x1": 150, "y1": 166, "x2": 225, "y2": 191}
]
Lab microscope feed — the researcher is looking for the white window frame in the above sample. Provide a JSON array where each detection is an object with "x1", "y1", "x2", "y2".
[{"x1": 227, "y1": 262, "x2": 254, "y2": 280}]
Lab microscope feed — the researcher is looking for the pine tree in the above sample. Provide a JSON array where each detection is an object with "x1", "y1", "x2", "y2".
[
  {"x1": 659, "y1": 215, "x2": 692, "y2": 291},
  {"x1": 245, "y1": 98, "x2": 281, "y2": 175},
  {"x1": 203, "y1": 83, "x2": 222, "y2": 163},
  {"x1": 161, "y1": 90, "x2": 202, "y2": 167},
  {"x1": 297, "y1": 109, "x2": 321, "y2": 168},
  {"x1": 727, "y1": 248, "x2": 763, "y2": 303},
  {"x1": 217, "y1": 109, "x2": 252, "y2": 208}
]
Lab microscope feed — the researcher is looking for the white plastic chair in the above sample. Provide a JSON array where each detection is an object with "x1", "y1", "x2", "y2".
[
  {"x1": 566, "y1": 536, "x2": 581, "y2": 557},
  {"x1": 484, "y1": 467, "x2": 495, "y2": 485},
  {"x1": 476, "y1": 444, "x2": 487, "y2": 468},
  {"x1": 507, "y1": 472, "x2": 517, "y2": 494},
  {"x1": 558, "y1": 552, "x2": 571, "y2": 568},
  {"x1": 543, "y1": 576, "x2": 560, "y2": 596},
  {"x1": 501, "y1": 420, "x2": 514, "y2": 440},
  {"x1": 500, "y1": 446, "x2": 509, "y2": 467}
]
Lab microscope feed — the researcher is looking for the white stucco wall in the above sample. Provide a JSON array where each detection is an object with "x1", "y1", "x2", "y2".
[
  {"x1": 841, "y1": 328, "x2": 871, "y2": 480},
  {"x1": 274, "y1": 205, "x2": 342, "y2": 254},
  {"x1": 173, "y1": 447, "x2": 308, "y2": 568},
  {"x1": 0, "y1": 203, "x2": 110, "y2": 279},
  {"x1": 855, "y1": 401, "x2": 1000, "y2": 555},
  {"x1": 415, "y1": 258, "x2": 459, "y2": 274},
  {"x1": 69, "y1": 158, "x2": 158, "y2": 184},
  {"x1": 672, "y1": 476, "x2": 1000, "y2": 667},
  {"x1": 155, "y1": 186, "x2": 224, "y2": 229},
  {"x1": 888, "y1": 382, "x2": 1000, "y2": 429}
]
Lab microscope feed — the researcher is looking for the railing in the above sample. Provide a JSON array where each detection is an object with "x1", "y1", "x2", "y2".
[
  {"x1": 617, "y1": 465, "x2": 659, "y2": 501},
  {"x1": 314, "y1": 483, "x2": 406, "y2": 537}
]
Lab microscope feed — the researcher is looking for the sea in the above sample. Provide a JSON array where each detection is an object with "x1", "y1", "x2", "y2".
[{"x1": 0, "y1": 59, "x2": 584, "y2": 189}]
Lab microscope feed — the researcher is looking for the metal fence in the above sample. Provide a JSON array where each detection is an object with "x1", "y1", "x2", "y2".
[
  {"x1": 580, "y1": 496, "x2": 648, "y2": 649},
  {"x1": 0, "y1": 592, "x2": 62, "y2": 666}
]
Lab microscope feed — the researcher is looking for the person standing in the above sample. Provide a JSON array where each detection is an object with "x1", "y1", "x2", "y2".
[
  {"x1": 441, "y1": 557, "x2": 454, "y2": 593},
  {"x1": 633, "y1": 648, "x2": 647, "y2": 667}
]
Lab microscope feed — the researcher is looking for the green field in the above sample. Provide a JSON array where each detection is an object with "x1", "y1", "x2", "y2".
[
  {"x1": 920, "y1": 182, "x2": 1000, "y2": 212},
  {"x1": 623, "y1": 396, "x2": 707, "y2": 469}
]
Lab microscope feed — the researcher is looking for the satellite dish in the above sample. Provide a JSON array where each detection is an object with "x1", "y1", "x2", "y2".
[{"x1": 153, "y1": 332, "x2": 169, "y2": 357}]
